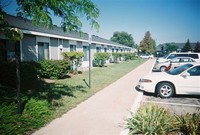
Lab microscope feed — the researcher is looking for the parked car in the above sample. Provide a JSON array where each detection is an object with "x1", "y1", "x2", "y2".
[
  {"x1": 156, "y1": 52, "x2": 200, "y2": 63},
  {"x1": 137, "y1": 63, "x2": 200, "y2": 98},
  {"x1": 140, "y1": 54, "x2": 154, "y2": 59},
  {"x1": 153, "y1": 57, "x2": 197, "y2": 72}
]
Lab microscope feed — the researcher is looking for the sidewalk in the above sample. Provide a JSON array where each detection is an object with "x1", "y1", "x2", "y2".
[{"x1": 33, "y1": 59, "x2": 155, "y2": 135}]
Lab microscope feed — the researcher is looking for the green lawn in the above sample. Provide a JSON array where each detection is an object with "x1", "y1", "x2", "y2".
[
  {"x1": 0, "y1": 58, "x2": 146, "y2": 134},
  {"x1": 52, "y1": 59, "x2": 147, "y2": 118}
]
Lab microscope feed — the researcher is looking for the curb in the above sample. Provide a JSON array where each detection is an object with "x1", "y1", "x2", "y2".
[{"x1": 120, "y1": 91, "x2": 143, "y2": 135}]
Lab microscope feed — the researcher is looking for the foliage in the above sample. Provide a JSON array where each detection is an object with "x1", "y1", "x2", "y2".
[
  {"x1": 194, "y1": 41, "x2": 200, "y2": 52},
  {"x1": 110, "y1": 53, "x2": 121, "y2": 63},
  {"x1": 139, "y1": 31, "x2": 156, "y2": 54},
  {"x1": 62, "y1": 51, "x2": 84, "y2": 72},
  {"x1": 93, "y1": 52, "x2": 110, "y2": 67},
  {"x1": 110, "y1": 31, "x2": 135, "y2": 48},
  {"x1": 0, "y1": 99, "x2": 51, "y2": 135},
  {"x1": 0, "y1": 59, "x2": 146, "y2": 134},
  {"x1": 127, "y1": 104, "x2": 176, "y2": 134},
  {"x1": 110, "y1": 53, "x2": 135, "y2": 63},
  {"x1": 14, "y1": 0, "x2": 100, "y2": 32},
  {"x1": 39, "y1": 60, "x2": 70, "y2": 79},
  {"x1": 123, "y1": 53, "x2": 135, "y2": 61},
  {"x1": 0, "y1": 61, "x2": 40, "y2": 89},
  {"x1": 165, "y1": 42, "x2": 179, "y2": 53},
  {"x1": 175, "y1": 113, "x2": 200, "y2": 134},
  {"x1": 182, "y1": 39, "x2": 192, "y2": 52}
]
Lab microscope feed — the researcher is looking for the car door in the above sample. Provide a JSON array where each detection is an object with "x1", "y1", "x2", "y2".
[
  {"x1": 173, "y1": 58, "x2": 190, "y2": 69},
  {"x1": 177, "y1": 65, "x2": 200, "y2": 95}
]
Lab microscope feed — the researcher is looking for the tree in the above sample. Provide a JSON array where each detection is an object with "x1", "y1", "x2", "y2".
[
  {"x1": 1, "y1": 0, "x2": 100, "y2": 114},
  {"x1": 139, "y1": 31, "x2": 155, "y2": 54},
  {"x1": 110, "y1": 31, "x2": 135, "y2": 48},
  {"x1": 182, "y1": 39, "x2": 192, "y2": 52},
  {"x1": 165, "y1": 42, "x2": 178, "y2": 53},
  {"x1": 194, "y1": 41, "x2": 200, "y2": 52}
]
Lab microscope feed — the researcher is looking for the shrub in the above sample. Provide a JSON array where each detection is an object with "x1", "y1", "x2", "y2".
[
  {"x1": 111, "y1": 53, "x2": 121, "y2": 63},
  {"x1": 175, "y1": 113, "x2": 200, "y2": 134},
  {"x1": 39, "y1": 60, "x2": 70, "y2": 79},
  {"x1": 126, "y1": 104, "x2": 176, "y2": 134},
  {"x1": 62, "y1": 52, "x2": 84, "y2": 72},
  {"x1": 0, "y1": 61, "x2": 39, "y2": 89},
  {"x1": 0, "y1": 99, "x2": 51, "y2": 135},
  {"x1": 123, "y1": 53, "x2": 135, "y2": 60},
  {"x1": 93, "y1": 52, "x2": 110, "y2": 67}
]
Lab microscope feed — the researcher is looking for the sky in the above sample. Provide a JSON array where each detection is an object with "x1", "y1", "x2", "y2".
[{"x1": 3, "y1": 0, "x2": 200, "y2": 45}]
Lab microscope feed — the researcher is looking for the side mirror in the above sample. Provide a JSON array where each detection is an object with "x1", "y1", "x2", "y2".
[{"x1": 181, "y1": 72, "x2": 190, "y2": 78}]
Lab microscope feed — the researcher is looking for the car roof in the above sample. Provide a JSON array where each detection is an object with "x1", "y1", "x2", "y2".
[{"x1": 172, "y1": 57, "x2": 195, "y2": 59}]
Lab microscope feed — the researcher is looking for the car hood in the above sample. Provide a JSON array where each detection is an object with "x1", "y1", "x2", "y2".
[{"x1": 157, "y1": 57, "x2": 166, "y2": 62}]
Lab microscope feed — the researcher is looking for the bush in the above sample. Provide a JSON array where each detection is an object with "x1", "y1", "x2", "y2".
[
  {"x1": 123, "y1": 53, "x2": 135, "y2": 60},
  {"x1": 0, "y1": 61, "x2": 40, "y2": 89},
  {"x1": 39, "y1": 60, "x2": 70, "y2": 79},
  {"x1": 175, "y1": 113, "x2": 200, "y2": 134},
  {"x1": 111, "y1": 53, "x2": 121, "y2": 63},
  {"x1": 93, "y1": 52, "x2": 110, "y2": 67},
  {"x1": 0, "y1": 99, "x2": 51, "y2": 135},
  {"x1": 62, "y1": 52, "x2": 84, "y2": 72},
  {"x1": 127, "y1": 104, "x2": 175, "y2": 134}
]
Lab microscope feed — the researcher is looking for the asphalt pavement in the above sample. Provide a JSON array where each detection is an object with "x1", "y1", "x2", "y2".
[{"x1": 33, "y1": 59, "x2": 155, "y2": 135}]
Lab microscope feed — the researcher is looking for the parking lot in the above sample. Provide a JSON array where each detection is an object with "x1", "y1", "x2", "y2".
[
  {"x1": 142, "y1": 92, "x2": 200, "y2": 115},
  {"x1": 141, "y1": 58, "x2": 200, "y2": 115}
]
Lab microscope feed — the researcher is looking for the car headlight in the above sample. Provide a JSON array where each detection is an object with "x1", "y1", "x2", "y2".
[{"x1": 139, "y1": 79, "x2": 152, "y2": 83}]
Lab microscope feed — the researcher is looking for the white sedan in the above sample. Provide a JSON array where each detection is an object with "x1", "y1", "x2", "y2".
[{"x1": 137, "y1": 63, "x2": 200, "y2": 98}]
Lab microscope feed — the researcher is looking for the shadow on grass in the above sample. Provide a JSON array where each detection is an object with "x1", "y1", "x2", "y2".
[{"x1": 0, "y1": 78, "x2": 87, "y2": 109}]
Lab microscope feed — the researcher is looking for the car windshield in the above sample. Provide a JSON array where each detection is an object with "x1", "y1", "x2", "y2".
[
  {"x1": 167, "y1": 64, "x2": 193, "y2": 75},
  {"x1": 163, "y1": 54, "x2": 169, "y2": 59}
]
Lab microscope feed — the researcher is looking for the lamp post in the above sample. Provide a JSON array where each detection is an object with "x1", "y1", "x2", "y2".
[{"x1": 89, "y1": 34, "x2": 92, "y2": 88}]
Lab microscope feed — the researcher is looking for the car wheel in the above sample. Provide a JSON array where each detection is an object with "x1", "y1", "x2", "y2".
[
  {"x1": 157, "y1": 82, "x2": 174, "y2": 98},
  {"x1": 160, "y1": 66, "x2": 167, "y2": 72}
]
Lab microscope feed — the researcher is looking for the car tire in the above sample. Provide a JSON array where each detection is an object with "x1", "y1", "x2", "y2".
[
  {"x1": 157, "y1": 82, "x2": 175, "y2": 98},
  {"x1": 160, "y1": 66, "x2": 167, "y2": 72}
]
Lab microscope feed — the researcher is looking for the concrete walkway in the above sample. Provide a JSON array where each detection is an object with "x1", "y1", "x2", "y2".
[{"x1": 33, "y1": 59, "x2": 155, "y2": 135}]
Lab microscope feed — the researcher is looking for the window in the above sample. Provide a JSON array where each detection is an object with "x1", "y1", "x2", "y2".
[
  {"x1": 112, "y1": 49, "x2": 114, "y2": 53},
  {"x1": 83, "y1": 46, "x2": 89, "y2": 61},
  {"x1": 177, "y1": 54, "x2": 188, "y2": 57},
  {"x1": 104, "y1": 48, "x2": 107, "y2": 52},
  {"x1": 38, "y1": 42, "x2": 49, "y2": 61},
  {"x1": 180, "y1": 58, "x2": 190, "y2": 62},
  {"x1": 70, "y1": 45, "x2": 76, "y2": 52},
  {"x1": 168, "y1": 54, "x2": 176, "y2": 59},
  {"x1": 96, "y1": 47, "x2": 101, "y2": 52},
  {"x1": 187, "y1": 66, "x2": 200, "y2": 76},
  {"x1": 189, "y1": 54, "x2": 199, "y2": 59}
]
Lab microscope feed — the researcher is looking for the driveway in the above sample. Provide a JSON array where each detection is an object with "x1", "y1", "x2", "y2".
[{"x1": 33, "y1": 59, "x2": 155, "y2": 135}]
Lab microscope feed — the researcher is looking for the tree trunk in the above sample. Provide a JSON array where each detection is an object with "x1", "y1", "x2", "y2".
[{"x1": 15, "y1": 41, "x2": 21, "y2": 114}]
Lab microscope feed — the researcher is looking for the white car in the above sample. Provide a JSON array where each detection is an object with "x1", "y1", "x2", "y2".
[
  {"x1": 137, "y1": 63, "x2": 200, "y2": 98},
  {"x1": 153, "y1": 57, "x2": 196, "y2": 72},
  {"x1": 140, "y1": 54, "x2": 154, "y2": 59}
]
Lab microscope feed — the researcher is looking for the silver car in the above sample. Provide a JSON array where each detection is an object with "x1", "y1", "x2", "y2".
[{"x1": 153, "y1": 57, "x2": 196, "y2": 72}]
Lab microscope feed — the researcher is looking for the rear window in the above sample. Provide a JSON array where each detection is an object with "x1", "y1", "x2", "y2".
[
  {"x1": 177, "y1": 54, "x2": 189, "y2": 57},
  {"x1": 189, "y1": 54, "x2": 199, "y2": 59},
  {"x1": 168, "y1": 54, "x2": 176, "y2": 59}
]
